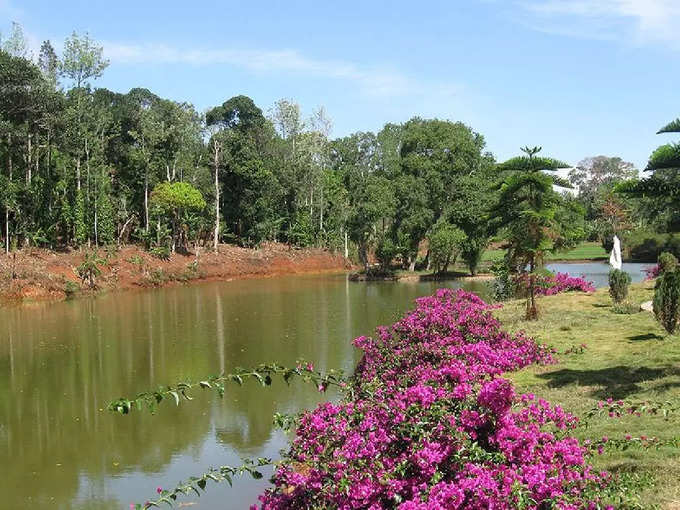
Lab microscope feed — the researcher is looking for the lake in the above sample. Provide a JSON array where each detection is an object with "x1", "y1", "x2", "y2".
[
  {"x1": 0, "y1": 262, "x2": 651, "y2": 509},
  {"x1": 0, "y1": 274, "x2": 490, "y2": 509}
]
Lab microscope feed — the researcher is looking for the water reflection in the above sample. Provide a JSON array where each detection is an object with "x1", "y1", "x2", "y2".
[
  {"x1": 547, "y1": 262, "x2": 652, "y2": 288},
  {"x1": 0, "y1": 274, "x2": 490, "y2": 509}
]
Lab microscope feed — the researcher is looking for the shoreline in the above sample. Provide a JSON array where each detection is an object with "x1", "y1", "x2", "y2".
[{"x1": 0, "y1": 243, "x2": 352, "y2": 306}]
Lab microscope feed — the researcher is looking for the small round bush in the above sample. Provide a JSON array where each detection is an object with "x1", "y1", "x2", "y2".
[
  {"x1": 658, "y1": 251, "x2": 678, "y2": 274},
  {"x1": 654, "y1": 268, "x2": 680, "y2": 335},
  {"x1": 608, "y1": 269, "x2": 631, "y2": 304}
]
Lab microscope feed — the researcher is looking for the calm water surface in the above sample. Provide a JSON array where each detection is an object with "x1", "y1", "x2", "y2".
[
  {"x1": 0, "y1": 262, "x2": 651, "y2": 509},
  {"x1": 0, "y1": 273, "x2": 491, "y2": 509},
  {"x1": 547, "y1": 262, "x2": 652, "y2": 288}
]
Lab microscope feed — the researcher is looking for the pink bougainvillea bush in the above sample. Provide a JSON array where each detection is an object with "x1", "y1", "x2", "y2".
[
  {"x1": 644, "y1": 265, "x2": 660, "y2": 281},
  {"x1": 515, "y1": 272, "x2": 596, "y2": 297},
  {"x1": 256, "y1": 289, "x2": 612, "y2": 509}
]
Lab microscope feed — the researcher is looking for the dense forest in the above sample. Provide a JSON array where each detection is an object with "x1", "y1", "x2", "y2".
[{"x1": 1, "y1": 23, "x2": 678, "y2": 271}]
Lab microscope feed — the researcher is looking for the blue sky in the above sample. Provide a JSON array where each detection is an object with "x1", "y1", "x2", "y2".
[{"x1": 2, "y1": 0, "x2": 679, "y2": 169}]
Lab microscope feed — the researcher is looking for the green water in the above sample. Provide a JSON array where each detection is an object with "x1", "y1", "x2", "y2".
[{"x1": 0, "y1": 273, "x2": 490, "y2": 509}]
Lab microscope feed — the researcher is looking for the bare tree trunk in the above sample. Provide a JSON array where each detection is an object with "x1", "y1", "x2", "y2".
[
  {"x1": 6, "y1": 135, "x2": 12, "y2": 254},
  {"x1": 4, "y1": 207, "x2": 8, "y2": 255},
  {"x1": 118, "y1": 215, "x2": 135, "y2": 247},
  {"x1": 213, "y1": 141, "x2": 220, "y2": 252},
  {"x1": 319, "y1": 186, "x2": 323, "y2": 234},
  {"x1": 144, "y1": 171, "x2": 149, "y2": 232},
  {"x1": 85, "y1": 139, "x2": 90, "y2": 201},
  {"x1": 76, "y1": 158, "x2": 81, "y2": 191},
  {"x1": 344, "y1": 229, "x2": 348, "y2": 259},
  {"x1": 94, "y1": 191, "x2": 98, "y2": 247},
  {"x1": 26, "y1": 132, "x2": 32, "y2": 185}
]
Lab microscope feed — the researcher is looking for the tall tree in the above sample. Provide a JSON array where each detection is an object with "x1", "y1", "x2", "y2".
[
  {"x1": 1, "y1": 22, "x2": 29, "y2": 58},
  {"x1": 492, "y1": 146, "x2": 583, "y2": 319},
  {"x1": 619, "y1": 118, "x2": 680, "y2": 231},
  {"x1": 38, "y1": 40, "x2": 59, "y2": 89},
  {"x1": 207, "y1": 95, "x2": 283, "y2": 245}
]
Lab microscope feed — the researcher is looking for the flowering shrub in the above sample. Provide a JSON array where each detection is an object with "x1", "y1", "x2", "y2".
[
  {"x1": 256, "y1": 289, "x2": 612, "y2": 509},
  {"x1": 515, "y1": 272, "x2": 596, "y2": 297},
  {"x1": 644, "y1": 265, "x2": 660, "y2": 281}
]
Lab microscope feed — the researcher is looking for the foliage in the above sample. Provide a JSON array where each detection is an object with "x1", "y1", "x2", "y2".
[
  {"x1": 653, "y1": 268, "x2": 680, "y2": 334},
  {"x1": 491, "y1": 259, "x2": 516, "y2": 301},
  {"x1": 491, "y1": 146, "x2": 581, "y2": 319},
  {"x1": 623, "y1": 230, "x2": 680, "y2": 262},
  {"x1": 658, "y1": 251, "x2": 678, "y2": 274},
  {"x1": 608, "y1": 269, "x2": 631, "y2": 304},
  {"x1": 374, "y1": 235, "x2": 398, "y2": 273},
  {"x1": 63, "y1": 280, "x2": 79, "y2": 298},
  {"x1": 460, "y1": 235, "x2": 487, "y2": 276},
  {"x1": 149, "y1": 246, "x2": 170, "y2": 261},
  {"x1": 108, "y1": 362, "x2": 346, "y2": 415},
  {"x1": 76, "y1": 252, "x2": 105, "y2": 288},
  {"x1": 256, "y1": 290, "x2": 617, "y2": 508},
  {"x1": 427, "y1": 221, "x2": 465, "y2": 274},
  {"x1": 131, "y1": 458, "x2": 272, "y2": 510},
  {"x1": 150, "y1": 181, "x2": 206, "y2": 214},
  {"x1": 621, "y1": 118, "x2": 680, "y2": 226}
]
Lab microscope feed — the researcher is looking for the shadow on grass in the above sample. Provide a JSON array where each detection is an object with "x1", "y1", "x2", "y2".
[
  {"x1": 592, "y1": 303, "x2": 610, "y2": 308},
  {"x1": 536, "y1": 365, "x2": 680, "y2": 399},
  {"x1": 628, "y1": 333, "x2": 665, "y2": 342}
]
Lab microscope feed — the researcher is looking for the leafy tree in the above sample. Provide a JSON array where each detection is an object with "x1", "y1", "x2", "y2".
[
  {"x1": 1, "y1": 22, "x2": 29, "y2": 58},
  {"x1": 96, "y1": 170, "x2": 116, "y2": 245},
  {"x1": 150, "y1": 181, "x2": 206, "y2": 252},
  {"x1": 77, "y1": 252, "x2": 105, "y2": 288},
  {"x1": 619, "y1": 118, "x2": 680, "y2": 231},
  {"x1": 331, "y1": 132, "x2": 395, "y2": 269},
  {"x1": 654, "y1": 268, "x2": 680, "y2": 335},
  {"x1": 491, "y1": 147, "x2": 581, "y2": 319},
  {"x1": 60, "y1": 31, "x2": 109, "y2": 89},
  {"x1": 207, "y1": 96, "x2": 283, "y2": 246},
  {"x1": 427, "y1": 221, "x2": 465, "y2": 274},
  {"x1": 38, "y1": 40, "x2": 59, "y2": 89}
]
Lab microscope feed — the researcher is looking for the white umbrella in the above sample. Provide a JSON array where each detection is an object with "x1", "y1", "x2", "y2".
[{"x1": 609, "y1": 235, "x2": 622, "y2": 271}]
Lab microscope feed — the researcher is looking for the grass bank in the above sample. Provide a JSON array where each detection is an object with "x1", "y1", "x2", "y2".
[{"x1": 494, "y1": 283, "x2": 680, "y2": 508}]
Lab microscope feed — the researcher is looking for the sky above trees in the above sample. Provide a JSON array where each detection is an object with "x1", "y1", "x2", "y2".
[{"x1": 2, "y1": 0, "x2": 679, "y2": 169}]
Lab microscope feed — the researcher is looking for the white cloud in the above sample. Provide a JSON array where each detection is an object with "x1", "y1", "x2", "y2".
[
  {"x1": 103, "y1": 41, "x2": 460, "y2": 100},
  {"x1": 517, "y1": 0, "x2": 680, "y2": 48}
]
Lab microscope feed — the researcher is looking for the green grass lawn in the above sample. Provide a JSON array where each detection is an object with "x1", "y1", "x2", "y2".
[
  {"x1": 494, "y1": 284, "x2": 680, "y2": 508},
  {"x1": 482, "y1": 241, "x2": 608, "y2": 263}
]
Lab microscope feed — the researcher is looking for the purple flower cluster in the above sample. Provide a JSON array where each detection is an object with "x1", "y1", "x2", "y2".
[
  {"x1": 517, "y1": 272, "x2": 595, "y2": 296},
  {"x1": 644, "y1": 265, "x2": 660, "y2": 280},
  {"x1": 256, "y1": 289, "x2": 610, "y2": 509}
]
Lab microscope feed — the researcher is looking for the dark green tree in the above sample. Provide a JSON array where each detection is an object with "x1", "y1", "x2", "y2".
[{"x1": 491, "y1": 147, "x2": 583, "y2": 319}]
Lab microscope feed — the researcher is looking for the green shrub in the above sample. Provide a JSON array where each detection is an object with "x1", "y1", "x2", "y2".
[
  {"x1": 64, "y1": 280, "x2": 80, "y2": 298},
  {"x1": 491, "y1": 260, "x2": 516, "y2": 301},
  {"x1": 375, "y1": 237, "x2": 398, "y2": 273},
  {"x1": 611, "y1": 302, "x2": 639, "y2": 315},
  {"x1": 77, "y1": 252, "x2": 105, "y2": 289},
  {"x1": 127, "y1": 254, "x2": 144, "y2": 267},
  {"x1": 427, "y1": 222, "x2": 465, "y2": 274},
  {"x1": 460, "y1": 237, "x2": 486, "y2": 276},
  {"x1": 658, "y1": 251, "x2": 678, "y2": 274},
  {"x1": 149, "y1": 246, "x2": 171, "y2": 261},
  {"x1": 608, "y1": 269, "x2": 631, "y2": 304},
  {"x1": 653, "y1": 268, "x2": 680, "y2": 334}
]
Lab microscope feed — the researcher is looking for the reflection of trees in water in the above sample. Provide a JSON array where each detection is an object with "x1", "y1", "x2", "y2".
[
  {"x1": 0, "y1": 275, "x2": 480, "y2": 507},
  {"x1": 0, "y1": 295, "x2": 213, "y2": 508}
]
